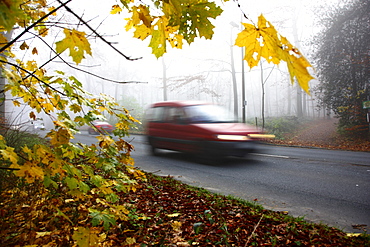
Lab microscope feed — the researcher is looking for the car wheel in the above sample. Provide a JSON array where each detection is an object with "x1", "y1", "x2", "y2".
[
  {"x1": 196, "y1": 141, "x2": 212, "y2": 164},
  {"x1": 150, "y1": 144, "x2": 160, "y2": 156},
  {"x1": 148, "y1": 137, "x2": 160, "y2": 156},
  {"x1": 196, "y1": 140, "x2": 224, "y2": 165}
]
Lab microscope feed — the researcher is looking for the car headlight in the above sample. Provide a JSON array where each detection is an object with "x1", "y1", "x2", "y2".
[
  {"x1": 216, "y1": 135, "x2": 249, "y2": 141},
  {"x1": 248, "y1": 134, "x2": 275, "y2": 139}
]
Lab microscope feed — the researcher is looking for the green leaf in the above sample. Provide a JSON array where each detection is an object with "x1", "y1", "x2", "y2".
[
  {"x1": 193, "y1": 222, "x2": 203, "y2": 234},
  {"x1": 89, "y1": 209, "x2": 116, "y2": 230},
  {"x1": 105, "y1": 193, "x2": 119, "y2": 203},
  {"x1": 44, "y1": 175, "x2": 58, "y2": 189},
  {"x1": 79, "y1": 181, "x2": 90, "y2": 193},
  {"x1": 0, "y1": 0, "x2": 25, "y2": 31},
  {"x1": 65, "y1": 177, "x2": 79, "y2": 190},
  {"x1": 149, "y1": 24, "x2": 166, "y2": 58},
  {"x1": 179, "y1": 2, "x2": 222, "y2": 43},
  {"x1": 54, "y1": 206, "x2": 74, "y2": 225}
]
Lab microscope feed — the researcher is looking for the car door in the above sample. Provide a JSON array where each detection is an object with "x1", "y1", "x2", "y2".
[{"x1": 159, "y1": 106, "x2": 189, "y2": 151}]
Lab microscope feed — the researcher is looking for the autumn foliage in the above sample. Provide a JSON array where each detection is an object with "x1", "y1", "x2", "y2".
[
  {"x1": 1, "y1": 173, "x2": 369, "y2": 246},
  {"x1": 0, "y1": 0, "x2": 320, "y2": 246}
]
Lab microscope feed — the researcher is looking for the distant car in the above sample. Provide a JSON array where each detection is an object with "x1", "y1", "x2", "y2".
[
  {"x1": 33, "y1": 119, "x2": 45, "y2": 130},
  {"x1": 88, "y1": 121, "x2": 114, "y2": 135},
  {"x1": 145, "y1": 101, "x2": 274, "y2": 159}
]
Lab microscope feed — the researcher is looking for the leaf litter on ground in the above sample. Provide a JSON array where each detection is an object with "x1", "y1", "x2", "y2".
[{"x1": 1, "y1": 172, "x2": 369, "y2": 246}]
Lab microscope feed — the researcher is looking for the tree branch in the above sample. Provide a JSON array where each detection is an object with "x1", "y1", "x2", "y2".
[
  {"x1": 0, "y1": 59, "x2": 67, "y2": 97},
  {"x1": 0, "y1": 0, "x2": 73, "y2": 54},
  {"x1": 27, "y1": 31, "x2": 147, "y2": 84},
  {"x1": 57, "y1": 0, "x2": 142, "y2": 61}
]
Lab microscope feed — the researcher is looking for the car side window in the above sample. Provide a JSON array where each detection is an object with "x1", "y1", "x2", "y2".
[
  {"x1": 165, "y1": 107, "x2": 186, "y2": 124},
  {"x1": 147, "y1": 106, "x2": 167, "y2": 122}
]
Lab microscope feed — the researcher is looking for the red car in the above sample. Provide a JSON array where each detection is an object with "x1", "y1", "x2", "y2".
[
  {"x1": 145, "y1": 101, "x2": 274, "y2": 159},
  {"x1": 88, "y1": 121, "x2": 114, "y2": 135}
]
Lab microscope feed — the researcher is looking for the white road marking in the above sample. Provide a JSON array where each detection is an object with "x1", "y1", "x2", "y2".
[{"x1": 252, "y1": 153, "x2": 290, "y2": 159}]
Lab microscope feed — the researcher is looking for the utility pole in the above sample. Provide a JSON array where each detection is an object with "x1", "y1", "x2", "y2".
[
  {"x1": 241, "y1": 46, "x2": 246, "y2": 123},
  {"x1": 230, "y1": 21, "x2": 240, "y2": 119},
  {"x1": 230, "y1": 34, "x2": 238, "y2": 118},
  {"x1": 162, "y1": 57, "x2": 167, "y2": 101}
]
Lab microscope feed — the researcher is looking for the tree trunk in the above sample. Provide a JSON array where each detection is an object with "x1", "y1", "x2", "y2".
[{"x1": 296, "y1": 85, "x2": 303, "y2": 118}]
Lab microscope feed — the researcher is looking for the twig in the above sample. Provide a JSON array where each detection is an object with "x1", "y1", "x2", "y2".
[
  {"x1": 57, "y1": 0, "x2": 142, "y2": 61},
  {"x1": 26, "y1": 31, "x2": 147, "y2": 84},
  {"x1": 0, "y1": 167, "x2": 20, "y2": 170},
  {"x1": 245, "y1": 214, "x2": 264, "y2": 246},
  {"x1": 151, "y1": 170, "x2": 162, "y2": 174},
  {"x1": 0, "y1": 59, "x2": 67, "y2": 97},
  {"x1": 0, "y1": 0, "x2": 73, "y2": 53},
  {"x1": 234, "y1": 0, "x2": 254, "y2": 25}
]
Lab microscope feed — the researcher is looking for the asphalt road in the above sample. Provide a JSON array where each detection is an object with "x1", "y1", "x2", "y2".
[{"x1": 74, "y1": 133, "x2": 370, "y2": 233}]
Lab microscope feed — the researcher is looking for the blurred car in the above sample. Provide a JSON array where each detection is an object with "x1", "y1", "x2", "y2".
[
  {"x1": 145, "y1": 101, "x2": 274, "y2": 159},
  {"x1": 32, "y1": 119, "x2": 45, "y2": 130},
  {"x1": 88, "y1": 121, "x2": 114, "y2": 135}
]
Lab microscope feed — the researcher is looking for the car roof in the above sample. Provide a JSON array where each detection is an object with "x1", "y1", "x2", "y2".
[
  {"x1": 149, "y1": 100, "x2": 211, "y2": 108},
  {"x1": 93, "y1": 121, "x2": 110, "y2": 124}
]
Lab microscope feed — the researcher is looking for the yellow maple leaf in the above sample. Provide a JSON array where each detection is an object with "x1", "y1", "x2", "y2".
[
  {"x1": 97, "y1": 135, "x2": 115, "y2": 149},
  {"x1": 235, "y1": 22, "x2": 263, "y2": 68},
  {"x1": 172, "y1": 220, "x2": 182, "y2": 232},
  {"x1": 69, "y1": 103, "x2": 82, "y2": 113},
  {"x1": 22, "y1": 146, "x2": 32, "y2": 156},
  {"x1": 72, "y1": 227, "x2": 105, "y2": 247},
  {"x1": 133, "y1": 24, "x2": 152, "y2": 40},
  {"x1": 15, "y1": 161, "x2": 45, "y2": 183},
  {"x1": 12, "y1": 100, "x2": 21, "y2": 107},
  {"x1": 0, "y1": 34, "x2": 10, "y2": 51},
  {"x1": 47, "y1": 128, "x2": 72, "y2": 146},
  {"x1": 0, "y1": 147, "x2": 19, "y2": 166},
  {"x1": 125, "y1": 237, "x2": 136, "y2": 245},
  {"x1": 281, "y1": 48, "x2": 314, "y2": 93},
  {"x1": 55, "y1": 29, "x2": 92, "y2": 64},
  {"x1": 111, "y1": 4, "x2": 122, "y2": 14},
  {"x1": 48, "y1": 6, "x2": 57, "y2": 16},
  {"x1": 137, "y1": 4, "x2": 153, "y2": 27},
  {"x1": 115, "y1": 121, "x2": 129, "y2": 130},
  {"x1": 111, "y1": 205, "x2": 130, "y2": 220},
  {"x1": 50, "y1": 159, "x2": 66, "y2": 177},
  {"x1": 38, "y1": 26, "x2": 49, "y2": 37},
  {"x1": 235, "y1": 14, "x2": 313, "y2": 94},
  {"x1": 42, "y1": 102, "x2": 54, "y2": 113}
]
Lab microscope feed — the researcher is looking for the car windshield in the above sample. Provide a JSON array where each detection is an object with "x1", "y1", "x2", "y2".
[{"x1": 184, "y1": 104, "x2": 237, "y2": 123}]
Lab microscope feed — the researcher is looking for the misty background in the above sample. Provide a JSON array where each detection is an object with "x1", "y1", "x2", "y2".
[{"x1": 6, "y1": 0, "x2": 344, "y2": 130}]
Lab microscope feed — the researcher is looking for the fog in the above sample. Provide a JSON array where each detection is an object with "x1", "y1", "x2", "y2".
[{"x1": 7, "y1": 0, "x2": 342, "y2": 128}]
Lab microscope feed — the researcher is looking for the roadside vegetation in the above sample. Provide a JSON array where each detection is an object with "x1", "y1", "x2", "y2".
[
  {"x1": 259, "y1": 117, "x2": 370, "y2": 152},
  {"x1": 248, "y1": 116, "x2": 302, "y2": 140},
  {"x1": 1, "y1": 127, "x2": 369, "y2": 246},
  {"x1": 1, "y1": 1, "x2": 369, "y2": 246}
]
